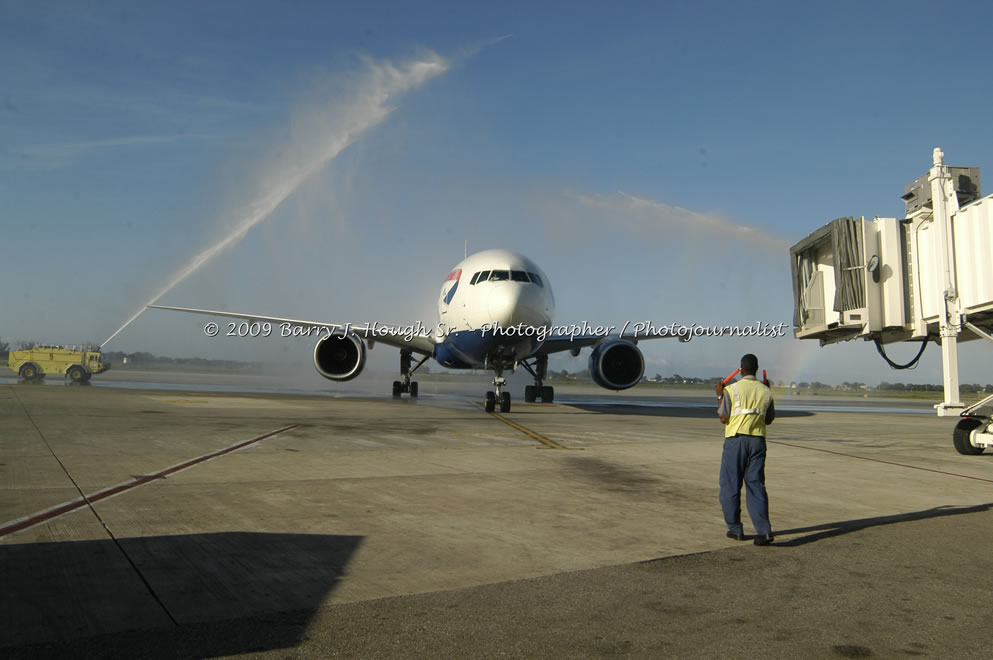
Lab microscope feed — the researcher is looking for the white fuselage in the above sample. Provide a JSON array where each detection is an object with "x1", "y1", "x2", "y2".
[{"x1": 433, "y1": 249, "x2": 554, "y2": 368}]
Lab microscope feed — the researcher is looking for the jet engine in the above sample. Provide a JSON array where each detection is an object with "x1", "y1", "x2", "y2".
[
  {"x1": 588, "y1": 339, "x2": 644, "y2": 390},
  {"x1": 313, "y1": 331, "x2": 366, "y2": 381}
]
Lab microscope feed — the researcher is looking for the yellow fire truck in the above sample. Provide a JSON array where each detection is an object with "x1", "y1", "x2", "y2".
[{"x1": 8, "y1": 346, "x2": 111, "y2": 382}]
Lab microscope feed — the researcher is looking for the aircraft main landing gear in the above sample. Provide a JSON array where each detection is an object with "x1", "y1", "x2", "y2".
[
  {"x1": 393, "y1": 350, "x2": 428, "y2": 399},
  {"x1": 524, "y1": 384, "x2": 554, "y2": 403},
  {"x1": 521, "y1": 356, "x2": 554, "y2": 403}
]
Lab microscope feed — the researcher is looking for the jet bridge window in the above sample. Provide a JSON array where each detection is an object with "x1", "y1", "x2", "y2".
[
  {"x1": 489, "y1": 270, "x2": 510, "y2": 282},
  {"x1": 527, "y1": 272, "x2": 543, "y2": 287},
  {"x1": 511, "y1": 270, "x2": 530, "y2": 282},
  {"x1": 473, "y1": 270, "x2": 490, "y2": 284}
]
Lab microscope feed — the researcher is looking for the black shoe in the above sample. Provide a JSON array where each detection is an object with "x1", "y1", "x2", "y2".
[
  {"x1": 726, "y1": 531, "x2": 745, "y2": 541},
  {"x1": 753, "y1": 533, "x2": 774, "y2": 546}
]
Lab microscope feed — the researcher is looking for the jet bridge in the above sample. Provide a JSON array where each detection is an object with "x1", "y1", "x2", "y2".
[{"x1": 790, "y1": 148, "x2": 993, "y2": 454}]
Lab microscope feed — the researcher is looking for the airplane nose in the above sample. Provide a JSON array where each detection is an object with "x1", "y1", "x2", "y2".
[{"x1": 488, "y1": 283, "x2": 546, "y2": 328}]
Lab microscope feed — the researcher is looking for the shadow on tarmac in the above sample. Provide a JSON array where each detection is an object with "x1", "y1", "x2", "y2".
[
  {"x1": 773, "y1": 503, "x2": 993, "y2": 547},
  {"x1": 1, "y1": 531, "x2": 362, "y2": 655}
]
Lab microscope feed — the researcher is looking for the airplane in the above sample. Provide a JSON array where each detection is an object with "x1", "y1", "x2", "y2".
[{"x1": 148, "y1": 248, "x2": 680, "y2": 412}]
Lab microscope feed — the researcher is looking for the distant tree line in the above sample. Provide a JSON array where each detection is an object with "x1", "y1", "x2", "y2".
[
  {"x1": 789, "y1": 381, "x2": 991, "y2": 393},
  {"x1": 551, "y1": 369, "x2": 591, "y2": 381},
  {"x1": 875, "y1": 381, "x2": 991, "y2": 394},
  {"x1": 650, "y1": 374, "x2": 724, "y2": 385},
  {"x1": 102, "y1": 351, "x2": 264, "y2": 371},
  {"x1": 494, "y1": 368, "x2": 992, "y2": 392},
  {"x1": 649, "y1": 373, "x2": 991, "y2": 393}
]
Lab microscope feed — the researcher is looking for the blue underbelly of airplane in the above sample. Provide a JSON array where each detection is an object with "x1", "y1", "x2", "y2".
[{"x1": 433, "y1": 329, "x2": 541, "y2": 369}]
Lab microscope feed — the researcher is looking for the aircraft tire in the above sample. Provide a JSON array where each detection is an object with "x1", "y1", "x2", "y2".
[
  {"x1": 484, "y1": 391, "x2": 496, "y2": 413},
  {"x1": 500, "y1": 392, "x2": 511, "y2": 413},
  {"x1": 524, "y1": 385, "x2": 535, "y2": 403},
  {"x1": 541, "y1": 386, "x2": 554, "y2": 403},
  {"x1": 953, "y1": 417, "x2": 986, "y2": 455},
  {"x1": 392, "y1": 381, "x2": 402, "y2": 398},
  {"x1": 410, "y1": 382, "x2": 418, "y2": 398}
]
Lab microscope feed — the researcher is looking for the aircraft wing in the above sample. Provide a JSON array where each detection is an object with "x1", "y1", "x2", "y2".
[
  {"x1": 532, "y1": 326, "x2": 688, "y2": 357},
  {"x1": 146, "y1": 305, "x2": 437, "y2": 356}
]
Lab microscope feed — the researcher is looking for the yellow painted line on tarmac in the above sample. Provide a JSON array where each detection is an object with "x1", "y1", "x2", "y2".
[{"x1": 476, "y1": 404, "x2": 571, "y2": 450}]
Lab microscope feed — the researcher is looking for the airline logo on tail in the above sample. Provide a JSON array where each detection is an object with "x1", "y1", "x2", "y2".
[{"x1": 442, "y1": 269, "x2": 461, "y2": 306}]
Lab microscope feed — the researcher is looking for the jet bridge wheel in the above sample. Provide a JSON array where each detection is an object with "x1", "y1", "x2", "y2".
[
  {"x1": 484, "y1": 391, "x2": 496, "y2": 413},
  {"x1": 953, "y1": 417, "x2": 986, "y2": 455}
]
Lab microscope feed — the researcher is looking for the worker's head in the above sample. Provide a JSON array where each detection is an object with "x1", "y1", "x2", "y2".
[{"x1": 740, "y1": 353, "x2": 759, "y2": 376}]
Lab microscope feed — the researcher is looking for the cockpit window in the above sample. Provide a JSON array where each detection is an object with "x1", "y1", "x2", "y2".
[{"x1": 474, "y1": 269, "x2": 542, "y2": 285}]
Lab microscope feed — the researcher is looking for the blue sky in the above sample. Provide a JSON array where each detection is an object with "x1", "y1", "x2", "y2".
[{"x1": 2, "y1": 0, "x2": 992, "y2": 386}]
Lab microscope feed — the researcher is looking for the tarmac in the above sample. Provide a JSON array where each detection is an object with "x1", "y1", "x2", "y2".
[{"x1": 1, "y1": 375, "x2": 991, "y2": 658}]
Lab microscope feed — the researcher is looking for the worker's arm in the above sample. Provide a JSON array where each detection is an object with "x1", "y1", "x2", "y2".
[
  {"x1": 765, "y1": 398, "x2": 776, "y2": 425},
  {"x1": 717, "y1": 390, "x2": 730, "y2": 425}
]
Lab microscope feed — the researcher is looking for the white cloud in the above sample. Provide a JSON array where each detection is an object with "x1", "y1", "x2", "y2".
[
  {"x1": 578, "y1": 192, "x2": 791, "y2": 253},
  {"x1": 9, "y1": 132, "x2": 219, "y2": 164}
]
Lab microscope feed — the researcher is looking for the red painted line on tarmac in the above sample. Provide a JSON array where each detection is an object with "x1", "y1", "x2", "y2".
[
  {"x1": 0, "y1": 424, "x2": 298, "y2": 539},
  {"x1": 769, "y1": 439, "x2": 993, "y2": 484}
]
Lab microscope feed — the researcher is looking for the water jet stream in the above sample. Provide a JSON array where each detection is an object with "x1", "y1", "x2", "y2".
[{"x1": 101, "y1": 53, "x2": 449, "y2": 348}]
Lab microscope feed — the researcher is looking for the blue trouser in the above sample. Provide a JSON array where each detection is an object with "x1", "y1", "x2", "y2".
[{"x1": 719, "y1": 433, "x2": 771, "y2": 536}]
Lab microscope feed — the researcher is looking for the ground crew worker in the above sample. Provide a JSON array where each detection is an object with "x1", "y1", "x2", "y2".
[{"x1": 714, "y1": 353, "x2": 775, "y2": 545}]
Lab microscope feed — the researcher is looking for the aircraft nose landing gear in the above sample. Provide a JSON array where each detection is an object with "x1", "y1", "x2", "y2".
[{"x1": 485, "y1": 374, "x2": 511, "y2": 413}]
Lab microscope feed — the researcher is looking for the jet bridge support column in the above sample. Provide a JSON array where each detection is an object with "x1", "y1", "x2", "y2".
[{"x1": 930, "y1": 148, "x2": 966, "y2": 416}]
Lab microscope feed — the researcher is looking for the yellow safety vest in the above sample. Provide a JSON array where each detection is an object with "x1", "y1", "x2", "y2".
[{"x1": 725, "y1": 378, "x2": 772, "y2": 438}]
